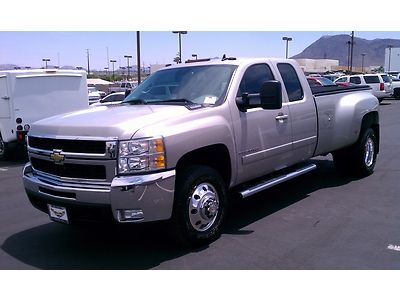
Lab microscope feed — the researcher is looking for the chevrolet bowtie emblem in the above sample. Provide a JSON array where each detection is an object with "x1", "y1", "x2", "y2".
[{"x1": 50, "y1": 150, "x2": 65, "y2": 164}]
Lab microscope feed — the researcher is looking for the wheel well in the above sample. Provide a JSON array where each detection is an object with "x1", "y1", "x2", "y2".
[
  {"x1": 361, "y1": 111, "x2": 379, "y2": 153},
  {"x1": 176, "y1": 144, "x2": 232, "y2": 186}
]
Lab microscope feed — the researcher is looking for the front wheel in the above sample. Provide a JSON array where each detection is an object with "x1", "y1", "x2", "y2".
[{"x1": 171, "y1": 165, "x2": 227, "y2": 247}]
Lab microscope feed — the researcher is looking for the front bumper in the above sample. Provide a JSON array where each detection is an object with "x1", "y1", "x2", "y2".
[{"x1": 23, "y1": 163, "x2": 176, "y2": 223}]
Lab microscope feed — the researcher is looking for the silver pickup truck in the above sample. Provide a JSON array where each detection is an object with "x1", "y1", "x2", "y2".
[{"x1": 23, "y1": 58, "x2": 379, "y2": 246}]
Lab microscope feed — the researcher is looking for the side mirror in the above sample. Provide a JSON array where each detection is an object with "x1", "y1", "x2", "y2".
[
  {"x1": 259, "y1": 80, "x2": 282, "y2": 109},
  {"x1": 236, "y1": 80, "x2": 282, "y2": 112}
]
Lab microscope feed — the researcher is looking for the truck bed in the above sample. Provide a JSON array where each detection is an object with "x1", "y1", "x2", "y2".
[{"x1": 311, "y1": 85, "x2": 371, "y2": 96}]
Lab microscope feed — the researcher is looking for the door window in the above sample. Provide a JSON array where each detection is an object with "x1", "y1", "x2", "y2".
[
  {"x1": 237, "y1": 64, "x2": 275, "y2": 96},
  {"x1": 349, "y1": 76, "x2": 362, "y2": 84},
  {"x1": 277, "y1": 63, "x2": 304, "y2": 101}
]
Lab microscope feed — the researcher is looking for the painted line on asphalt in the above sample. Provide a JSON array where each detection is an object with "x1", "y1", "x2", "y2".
[
  {"x1": 387, "y1": 244, "x2": 400, "y2": 252},
  {"x1": 0, "y1": 168, "x2": 8, "y2": 172}
]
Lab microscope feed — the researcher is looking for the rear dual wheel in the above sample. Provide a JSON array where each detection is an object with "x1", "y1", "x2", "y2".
[{"x1": 333, "y1": 128, "x2": 377, "y2": 177}]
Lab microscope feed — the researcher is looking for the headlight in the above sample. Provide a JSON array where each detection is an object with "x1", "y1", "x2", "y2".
[{"x1": 118, "y1": 137, "x2": 166, "y2": 174}]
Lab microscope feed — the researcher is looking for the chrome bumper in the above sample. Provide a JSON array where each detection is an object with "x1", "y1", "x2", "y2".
[{"x1": 23, "y1": 163, "x2": 176, "y2": 223}]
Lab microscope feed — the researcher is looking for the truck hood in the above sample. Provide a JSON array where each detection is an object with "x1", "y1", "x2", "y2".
[{"x1": 30, "y1": 104, "x2": 191, "y2": 140}]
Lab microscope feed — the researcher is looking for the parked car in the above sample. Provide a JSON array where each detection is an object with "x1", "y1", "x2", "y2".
[
  {"x1": 90, "y1": 92, "x2": 126, "y2": 107},
  {"x1": 391, "y1": 78, "x2": 400, "y2": 99},
  {"x1": 322, "y1": 74, "x2": 343, "y2": 82},
  {"x1": 23, "y1": 57, "x2": 379, "y2": 246},
  {"x1": 306, "y1": 76, "x2": 336, "y2": 87},
  {"x1": 88, "y1": 87, "x2": 102, "y2": 104},
  {"x1": 334, "y1": 73, "x2": 392, "y2": 102},
  {"x1": 109, "y1": 81, "x2": 138, "y2": 93}
]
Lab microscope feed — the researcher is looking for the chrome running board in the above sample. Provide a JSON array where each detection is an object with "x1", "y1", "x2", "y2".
[{"x1": 239, "y1": 164, "x2": 317, "y2": 198}]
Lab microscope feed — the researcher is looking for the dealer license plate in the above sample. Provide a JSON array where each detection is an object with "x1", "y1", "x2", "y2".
[{"x1": 48, "y1": 204, "x2": 69, "y2": 224}]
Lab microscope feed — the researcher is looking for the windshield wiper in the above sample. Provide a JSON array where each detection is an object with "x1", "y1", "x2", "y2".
[
  {"x1": 124, "y1": 99, "x2": 148, "y2": 105},
  {"x1": 150, "y1": 99, "x2": 205, "y2": 110}
]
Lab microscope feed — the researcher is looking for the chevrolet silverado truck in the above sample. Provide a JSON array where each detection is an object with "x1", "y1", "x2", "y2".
[{"x1": 23, "y1": 58, "x2": 379, "y2": 246}]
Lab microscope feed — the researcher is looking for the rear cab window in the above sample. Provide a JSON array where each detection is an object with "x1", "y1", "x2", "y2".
[{"x1": 277, "y1": 63, "x2": 304, "y2": 102}]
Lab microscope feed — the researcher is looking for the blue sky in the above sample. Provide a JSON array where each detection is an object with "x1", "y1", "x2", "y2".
[{"x1": 2, "y1": 31, "x2": 400, "y2": 70}]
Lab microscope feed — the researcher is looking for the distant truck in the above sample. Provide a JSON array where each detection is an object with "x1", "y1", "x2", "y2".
[
  {"x1": 23, "y1": 58, "x2": 379, "y2": 246},
  {"x1": 0, "y1": 69, "x2": 88, "y2": 159},
  {"x1": 108, "y1": 81, "x2": 137, "y2": 94}
]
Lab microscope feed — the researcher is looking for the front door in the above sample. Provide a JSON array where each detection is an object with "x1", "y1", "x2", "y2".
[
  {"x1": 233, "y1": 63, "x2": 293, "y2": 183},
  {"x1": 0, "y1": 76, "x2": 10, "y2": 119}
]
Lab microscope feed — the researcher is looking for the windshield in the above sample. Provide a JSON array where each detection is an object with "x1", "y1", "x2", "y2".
[{"x1": 123, "y1": 64, "x2": 237, "y2": 106}]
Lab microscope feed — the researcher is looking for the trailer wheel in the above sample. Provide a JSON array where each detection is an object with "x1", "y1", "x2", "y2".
[
  {"x1": 0, "y1": 133, "x2": 9, "y2": 160},
  {"x1": 171, "y1": 165, "x2": 227, "y2": 247}
]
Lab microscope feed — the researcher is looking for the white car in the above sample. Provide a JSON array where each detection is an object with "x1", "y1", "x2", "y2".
[
  {"x1": 88, "y1": 87, "x2": 102, "y2": 104},
  {"x1": 334, "y1": 73, "x2": 393, "y2": 102},
  {"x1": 90, "y1": 92, "x2": 126, "y2": 107}
]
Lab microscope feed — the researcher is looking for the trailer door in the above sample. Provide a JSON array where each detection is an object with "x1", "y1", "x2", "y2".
[{"x1": 0, "y1": 76, "x2": 10, "y2": 119}]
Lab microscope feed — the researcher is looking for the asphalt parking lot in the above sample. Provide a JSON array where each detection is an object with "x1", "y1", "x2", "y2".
[{"x1": 0, "y1": 98, "x2": 400, "y2": 270}]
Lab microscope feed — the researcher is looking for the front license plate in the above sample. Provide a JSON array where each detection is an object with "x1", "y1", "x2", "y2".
[{"x1": 48, "y1": 204, "x2": 69, "y2": 224}]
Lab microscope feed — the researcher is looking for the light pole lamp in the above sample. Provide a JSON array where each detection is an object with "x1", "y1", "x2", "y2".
[
  {"x1": 282, "y1": 36, "x2": 293, "y2": 59},
  {"x1": 110, "y1": 59, "x2": 116, "y2": 81},
  {"x1": 172, "y1": 31, "x2": 188, "y2": 63},
  {"x1": 361, "y1": 53, "x2": 366, "y2": 73},
  {"x1": 42, "y1": 58, "x2": 50, "y2": 69},
  {"x1": 124, "y1": 55, "x2": 132, "y2": 81}
]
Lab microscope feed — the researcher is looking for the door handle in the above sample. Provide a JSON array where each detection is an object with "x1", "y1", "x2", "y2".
[
  {"x1": 1, "y1": 96, "x2": 10, "y2": 100},
  {"x1": 275, "y1": 113, "x2": 288, "y2": 121}
]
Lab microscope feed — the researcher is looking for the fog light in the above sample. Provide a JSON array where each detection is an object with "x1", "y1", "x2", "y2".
[{"x1": 117, "y1": 209, "x2": 144, "y2": 222}]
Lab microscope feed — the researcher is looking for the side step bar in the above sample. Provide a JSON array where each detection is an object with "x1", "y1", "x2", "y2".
[{"x1": 239, "y1": 164, "x2": 317, "y2": 198}]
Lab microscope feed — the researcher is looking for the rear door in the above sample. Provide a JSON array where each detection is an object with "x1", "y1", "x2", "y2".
[{"x1": 0, "y1": 76, "x2": 10, "y2": 119}]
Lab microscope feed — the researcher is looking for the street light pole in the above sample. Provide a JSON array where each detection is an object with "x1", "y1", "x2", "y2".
[
  {"x1": 349, "y1": 31, "x2": 354, "y2": 74},
  {"x1": 347, "y1": 41, "x2": 351, "y2": 72},
  {"x1": 361, "y1": 53, "x2": 366, "y2": 73},
  {"x1": 124, "y1": 55, "x2": 132, "y2": 81},
  {"x1": 172, "y1": 31, "x2": 187, "y2": 63},
  {"x1": 42, "y1": 58, "x2": 50, "y2": 69},
  {"x1": 110, "y1": 60, "x2": 116, "y2": 81},
  {"x1": 86, "y1": 49, "x2": 90, "y2": 75},
  {"x1": 388, "y1": 44, "x2": 393, "y2": 72},
  {"x1": 137, "y1": 31, "x2": 141, "y2": 84},
  {"x1": 282, "y1": 36, "x2": 293, "y2": 59}
]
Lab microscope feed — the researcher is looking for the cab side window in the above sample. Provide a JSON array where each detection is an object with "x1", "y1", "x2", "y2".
[
  {"x1": 237, "y1": 64, "x2": 275, "y2": 97},
  {"x1": 277, "y1": 63, "x2": 304, "y2": 102}
]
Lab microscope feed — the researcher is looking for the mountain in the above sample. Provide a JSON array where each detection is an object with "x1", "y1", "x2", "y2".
[{"x1": 291, "y1": 34, "x2": 400, "y2": 67}]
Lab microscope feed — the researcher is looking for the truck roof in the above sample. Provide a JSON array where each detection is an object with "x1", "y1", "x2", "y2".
[{"x1": 164, "y1": 57, "x2": 294, "y2": 70}]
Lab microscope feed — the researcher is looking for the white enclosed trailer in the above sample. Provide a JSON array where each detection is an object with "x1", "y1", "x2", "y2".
[{"x1": 0, "y1": 69, "x2": 88, "y2": 159}]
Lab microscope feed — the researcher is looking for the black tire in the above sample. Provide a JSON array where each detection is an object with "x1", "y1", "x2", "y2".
[
  {"x1": 0, "y1": 133, "x2": 10, "y2": 160},
  {"x1": 333, "y1": 128, "x2": 377, "y2": 177},
  {"x1": 171, "y1": 165, "x2": 227, "y2": 247}
]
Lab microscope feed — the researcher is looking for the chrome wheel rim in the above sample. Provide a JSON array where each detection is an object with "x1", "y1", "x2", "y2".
[
  {"x1": 188, "y1": 182, "x2": 219, "y2": 232},
  {"x1": 364, "y1": 137, "x2": 375, "y2": 167}
]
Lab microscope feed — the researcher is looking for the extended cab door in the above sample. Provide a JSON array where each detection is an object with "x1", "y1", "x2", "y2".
[
  {"x1": 275, "y1": 63, "x2": 318, "y2": 162},
  {"x1": 232, "y1": 63, "x2": 293, "y2": 184}
]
